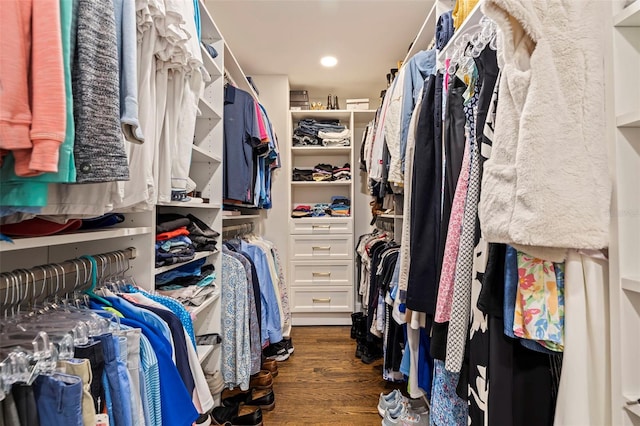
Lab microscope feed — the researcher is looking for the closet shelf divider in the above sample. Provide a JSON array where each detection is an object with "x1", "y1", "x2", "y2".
[
  {"x1": 0, "y1": 227, "x2": 152, "y2": 252},
  {"x1": 291, "y1": 146, "x2": 351, "y2": 156},
  {"x1": 198, "y1": 97, "x2": 221, "y2": 120},
  {"x1": 616, "y1": 110, "x2": 640, "y2": 128},
  {"x1": 222, "y1": 215, "x2": 261, "y2": 220},
  {"x1": 197, "y1": 0, "x2": 223, "y2": 42},
  {"x1": 192, "y1": 144, "x2": 222, "y2": 163},
  {"x1": 200, "y1": 44, "x2": 223, "y2": 81},
  {"x1": 154, "y1": 250, "x2": 218, "y2": 275},
  {"x1": 291, "y1": 181, "x2": 352, "y2": 186},
  {"x1": 196, "y1": 344, "x2": 215, "y2": 363},
  {"x1": 188, "y1": 292, "x2": 221, "y2": 317},
  {"x1": 621, "y1": 276, "x2": 640, "y2": 293},
  {"x1": 614, "y1": 1, "x2": 640, "y2": 27}
]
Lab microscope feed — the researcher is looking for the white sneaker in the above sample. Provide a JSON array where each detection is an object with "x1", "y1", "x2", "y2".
[
  {"x1": 399, "y1": 411, "x2": 429, "y2": 426},
  {"x1": 382, "y1": 402, "x2": 408, "y2": 426},
  {"x1": 378, "y1": 390, "x2": 404, "y2": 417}
]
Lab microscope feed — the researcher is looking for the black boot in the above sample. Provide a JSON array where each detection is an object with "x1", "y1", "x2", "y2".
[{"x1": 350, "y1": 312, "x2": 364, "y2": 339}]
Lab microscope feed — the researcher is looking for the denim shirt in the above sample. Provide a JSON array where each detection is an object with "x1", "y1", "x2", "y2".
[
  {"x1": 400, "y1": 49, "x2": 437, "y2": 172},
  {"x1": 240, "y1": 240, "x2": 283, "y2": 345}
]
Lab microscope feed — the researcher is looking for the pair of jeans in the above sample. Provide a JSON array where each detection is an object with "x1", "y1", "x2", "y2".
[
  {"x1": 33, "y1": 373, "x2": 82, "y2": 426},
  {"x1": 12, "y1": 383, "x2": 40, "y2": 426},
  {"x1": 95, "y1": 333, "x2": 133, "y2": 426},
  {"x1": 74, "y1": 339, "x2": 104, "y2": 413},
  {"x1": 0, "y1": 390, "x2": 21, "y2": 426}
]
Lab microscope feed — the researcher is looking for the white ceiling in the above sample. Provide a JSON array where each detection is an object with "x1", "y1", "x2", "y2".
[{"x1": 205, "y1": 0, "x2": 435, "y2": 105}]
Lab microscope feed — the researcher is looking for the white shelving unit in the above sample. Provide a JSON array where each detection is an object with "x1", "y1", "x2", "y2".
[
  {"x1": 288, "y1": 109, "x2": 376, "y2": 325},
  {"x1": 609, "y1": 1, "x2": 640, "y2": 424}
]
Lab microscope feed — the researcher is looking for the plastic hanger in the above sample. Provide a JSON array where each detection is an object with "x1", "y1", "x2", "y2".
[{"x1": 80, "y1": 255, "x2": 112, "y2": 307}]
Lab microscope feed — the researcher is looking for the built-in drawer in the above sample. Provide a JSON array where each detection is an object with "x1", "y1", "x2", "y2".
[
  {"x1": 290, "y1": 286, "x2": 354, "y2": 313},
  {"x1": 289, "y1": 234, "x2": 353, "y2": 260},
  {"x1": 289, "y1": 218, "x2": 353, "y2": 235},
  {"x1": 290, "y1": 261, "x2": 353, "y2": 287}
]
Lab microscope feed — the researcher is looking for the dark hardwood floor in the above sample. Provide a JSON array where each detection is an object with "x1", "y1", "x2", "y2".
[{"x1": 262, "y1": 326, "x2": 401, "y2": 425}]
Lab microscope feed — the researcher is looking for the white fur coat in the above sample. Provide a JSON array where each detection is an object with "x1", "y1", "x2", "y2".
[{"x1": 480, "y1": 0, "x2": 610, "y2": 261}]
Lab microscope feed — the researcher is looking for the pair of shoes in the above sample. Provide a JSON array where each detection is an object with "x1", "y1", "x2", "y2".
[
  {"x1": 222, "y1": 388, "x2": 276, "y2": 411},
  {"x1": 263, "y1": 341, "x2": 290, "y2": 362},
  {"x1": 195, "y1": 412, "x2": 213, "y2": 426},
  {"x1": 381, "y1": 394, "x2": 429, "y2": 426},
  {"x1": 355, "y1": 342, "x2": 366, "y2": 358},
  {"x1": 249, "y1": 370, "x2": 273, "y2": 390},
  {"x1": 211, "y1": 404, "x2": 262, "y2": 426},
  {"x1": 361, "y1": 343, "x2": 383, "y2": 364},
  {"x1": 377, "y1": 389, "x2": 405, "y2": 417},
  {"x1": 261, "y1": 359, "x2": 278, "y2": 377},
  {"x1": 282, "y1": 337, "x2": 294, "y2": 354}
]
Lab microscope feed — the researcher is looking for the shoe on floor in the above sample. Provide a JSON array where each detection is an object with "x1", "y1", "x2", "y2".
[
  {"x1": 282, "y1": 337, "x2": 294, "y2": 354},
  {"x1": 249, "y1": 370, "x2": 273, "y2": 389},
  {"x1": 211, "y1": 404, "x2": 262, "y2": 426},
  {"x1": 195, "y1": 412, "x2": 212, "y2": 426},
  {"x1": 223, "y1": 388, "x2": 276, "y2": 412},
  {"x1": 263, "y1": 341, "x2": 290, "y2": 362},
  {"x1": 261, "y1": 359, "x2": 278, "y2": 377},
  {"x1": 377, "y1": 389, "x2": 405, "y2": 417}
]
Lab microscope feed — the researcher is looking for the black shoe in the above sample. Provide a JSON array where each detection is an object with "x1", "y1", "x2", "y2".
[
  {"x1": 282, "y1": 337, "x2": 294, "y2": 354},
  {"x1": 361, "y1": 344, "x2": 383, "y2": 364},
  {"x1": 355, "y1": 342, "x2": 366, "y2": 358},
  {"x1": 351, "y1": 312, "x2": 364, "y2": 339},
  {"x1": 263, "y1": 341, "x2": 289, "y2": 361},
  {"x1": 212, "y1": 404, "x2": 262, "y2": 426}
]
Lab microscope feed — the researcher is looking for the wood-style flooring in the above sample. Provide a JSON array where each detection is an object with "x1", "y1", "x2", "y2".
[{"x1": 262, "y1": 326, "x2": 401, "y2": 425}]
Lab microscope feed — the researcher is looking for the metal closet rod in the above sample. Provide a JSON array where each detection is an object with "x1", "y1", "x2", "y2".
[
  {"x1": 0, "y1": 247, "x2": 138, "y2": 294},
  {"x1": 222, "y1": 222, "x2": 255, "y2": 238}
]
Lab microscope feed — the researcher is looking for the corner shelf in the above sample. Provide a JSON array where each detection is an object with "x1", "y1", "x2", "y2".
[
  {"x1": 188, "y1": 292, "x2": 221, "y2": 317},
  {"x1": 615, "y1": 1, "x2": 640, "y2": 27},
  {"x1": 200, "y1": 44, "x2": 222, "y2": 80},
  {"x1": 154, "y1": 250, "x2": 218, "y2": 275},
  {"x1": 192, "y1": 145, "x2": 222, "y2": 163},
  {"x1": 624, "y1": 394, "x2": 640, "y2": 418},
  {"x1": 622, "y1": 276, "x2": 640, "y2": 293},
  {"x1": 0, "y1": 227, "x2": 152, "y2": 252},
  {"x1": 198, "y1": 97, "x2": 221, "y2": 120},
  {"x1": 617, "y1": 110, "x2": 640, "y2": 128},
  {"x1": 197, "y1": 344, "x2": 215, "y2": 362}
]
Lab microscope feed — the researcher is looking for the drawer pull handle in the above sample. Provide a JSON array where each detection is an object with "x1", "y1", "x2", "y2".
[
  {"x1": 312, "y1": 225, "x2": 331, "y2": 229},
  {"x1": 312, "y1": 272, "x2": 332, "y2": 277},
  {"x1": 312, "y1": 246, "x2": 331, "y2": 250},
  {"x1": 312, "y1": 298, "x2": 331, "y2": 303}
]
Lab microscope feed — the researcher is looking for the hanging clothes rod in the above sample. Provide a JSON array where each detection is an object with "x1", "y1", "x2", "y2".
[
  {"x1": 0, "y1": 247, "x2": 137, "y2": 309},
  {"x1": 222, "y1": 222, "x2": 254, "y2": 239}
]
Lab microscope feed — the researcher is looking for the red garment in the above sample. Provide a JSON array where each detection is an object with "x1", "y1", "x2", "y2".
[
  {"x1": 0, "y1": 218, "x2": 81, "y2": 236},
  {"x1": 156, "y1": 226, "x2": 189, "y2": 241}
]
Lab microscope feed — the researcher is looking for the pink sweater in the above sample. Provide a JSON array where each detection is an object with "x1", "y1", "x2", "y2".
[{"x1": 0, "y1": 0, "x2": 66, "y2": 176}]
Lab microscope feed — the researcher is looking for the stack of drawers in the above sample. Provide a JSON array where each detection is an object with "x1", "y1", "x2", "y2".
[{"x1": 288, "y1": 218, "x2": 354, "y2": 319}]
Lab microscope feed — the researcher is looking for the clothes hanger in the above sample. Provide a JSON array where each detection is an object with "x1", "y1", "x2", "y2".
[{"x1": 80, "y1": 255, "x2": 112, "y2": 307}]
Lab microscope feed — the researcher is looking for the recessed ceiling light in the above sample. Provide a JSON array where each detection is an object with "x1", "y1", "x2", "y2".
[{"x1": 320, "y1": 56, "x2": 338, "y2": 67}]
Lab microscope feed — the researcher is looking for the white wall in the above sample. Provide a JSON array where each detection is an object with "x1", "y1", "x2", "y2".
[{"x1": 251, "y1": 75, "x2": 291, "y2": 286}]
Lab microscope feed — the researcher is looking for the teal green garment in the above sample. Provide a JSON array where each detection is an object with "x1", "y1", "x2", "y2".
[{"x1": 0, "y1": 0, "x2": 75, "y2": 208}]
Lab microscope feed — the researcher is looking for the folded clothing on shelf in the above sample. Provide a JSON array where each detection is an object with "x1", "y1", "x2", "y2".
[
  {"x1": 155, "y1": 235, "x2": 196, "y2": 267},
  {"x1": 292, "y1": 119, "x2": 348, "y2": 146},
  {"x1": 291, "y1": 205, "x2": 312, "y2": 218},
  {"x1": 292, "y1": 168, "x2": 314, "y2": 181},
  {"x1": 157, "y1": 213, "x2": 219, "y2": 251},
  {"x1": 333, "y1": 163, "x2": 351, "y2": 181},
  {"x1": 327, "y1": 196, "x2": 351, "y2": 217}
]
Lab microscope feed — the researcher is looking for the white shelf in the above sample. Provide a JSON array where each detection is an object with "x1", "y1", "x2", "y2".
[
  {"x1": 403, "y1": 2, "x2": 438, "y2": 64},
  {"x1": 617, "y1": 110, "x2": 640, "y2": 127},
  {"x1": 0, "y1": 227, "x2": 152, "y2": 252},
  {"x1": 192, "y1": 144, "x2": 222, "y2": 163},
  {"x1": 615, "y1": 1, "x2": 640, "y2": 26},
  {"x1": 224, "y1": 43, "x2": 260, "y2": 101},
  {"x1": 198, "y1": 97, "x2": 221, "y2": 120},
  {"x1": 439, "y1": 0, "x2": 485, "y2": 60},
  {"x1": 291, "y1": 146, "x2": 352, "y2": 156},
  {"x1": 379, "y1": 214, "x2": 403, "y2": 219},
  {"x1": 198, "y1": 0, "x2": 223, "y2": 41},
  {"x1": 222, "y1": 215, "x2": 261, "y2": 220},
  {"x1": 624, "y1": 394, "x2": 640, "y2": 418},
  {"x1": 200, "y1": 43, "x2": 222, "y2": 79},
  {"x1": 290, "y1": 109, "x2": 352, "y2": 121},
  {"x1": 353, "y1": 109, "x2": 378, "y2": 125},
  {"x1": 622, "y1": 276, "x2": 640, "y2": 293},
  {"x1": 291, "y1": 181, "x2": 351, "y2": 186},
  {"x1": 197, "y1": 344, "x2": 215, "y2": 363},
  {"x1": 157, "y1": 201, "x2": 221, "y2": 209},
  {"x1": 154, "y1": 250, "x2": 218, "y2": 275},
  {"x1": 188, "y1": 292, "x2": 220, "y2": 317}
]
